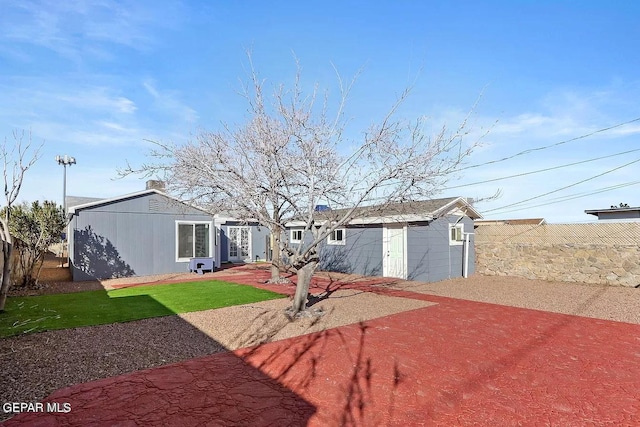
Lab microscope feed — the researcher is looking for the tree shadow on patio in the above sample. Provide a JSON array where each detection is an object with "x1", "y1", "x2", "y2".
[
  {"x1": 1, "y1": 293, "x2": 317, "y2": 425},
  {"x1": 233, "y1": 309, "x2": 405, "y2": 426}
]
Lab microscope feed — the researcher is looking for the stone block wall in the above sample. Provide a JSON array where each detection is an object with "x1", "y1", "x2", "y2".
[{"x1": 475, "y1": 223, "x2": 640, "y2": 287}]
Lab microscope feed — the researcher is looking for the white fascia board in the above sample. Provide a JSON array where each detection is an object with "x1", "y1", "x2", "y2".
[
  {"x1": 348, "y1": 214, "x2": 434, "y2": 224},
  {"x1": 213, "y1": 214, "x2": 242, "y2": 225},
  {"x1": 285, "y1": 220, "x2": 321, "y2": 228},
  {"x1": 286, "y1": 214, "x2": 434, "y2": 227},
  {"x1": 215, "y1": 216, "x2": 261, "y2": 225},
  {"x1": 433, "y1": 197, "x2": 483, "y2": 220}
]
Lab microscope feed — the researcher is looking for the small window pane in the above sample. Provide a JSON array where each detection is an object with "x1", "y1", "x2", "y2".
[
  {"x1": 229, "y1": 227, "x2": 238, "y2": 257},
  {"x1": 240, "y1": 228, "x2": 249, "y2": 257},
  {"x1": 178, "y1": 224, "x2": 194, "y2": 258},
  {"x1": 328, "y1": 229, "x2": 345, "y2": 245},
  {"x1": 450, "y1": 225, "x2": 463, "y2": 243},
  {"x1": 194, "y1": 223, "x2": 210, "y2": 257}
]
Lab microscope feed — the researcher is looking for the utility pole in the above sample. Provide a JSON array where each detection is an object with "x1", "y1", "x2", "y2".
[
  {"x1": 56, "y1": 155, "x2": 76, "y2": 266},
  {"x1": 56, "y1": 155, "x2": 76, "y2": 214}
]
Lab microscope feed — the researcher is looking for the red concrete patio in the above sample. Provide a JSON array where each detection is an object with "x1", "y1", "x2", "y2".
[{"x1": 4, "y1": 269, "x2": 640, "y2": 426}]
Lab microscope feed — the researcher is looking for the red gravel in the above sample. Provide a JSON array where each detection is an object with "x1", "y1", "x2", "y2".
[{"x1": 4, "y1": 278, "x2": 640, "y2": 426}]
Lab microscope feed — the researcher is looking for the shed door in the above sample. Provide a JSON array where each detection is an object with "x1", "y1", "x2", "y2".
[
  {"x1": 228, "y1": 226, "x2": 251, "y2": 262},
  {"x1": 383, "y1": 225, "x2": 406, "y2": 279}
]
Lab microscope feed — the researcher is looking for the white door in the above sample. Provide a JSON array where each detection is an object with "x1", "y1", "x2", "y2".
[
  {"x1": 383, "y1": 225, "x2": 406, "y2": 279},
  {"x1": 228, "y1": 226, "x2": 251, "y2": 262}
]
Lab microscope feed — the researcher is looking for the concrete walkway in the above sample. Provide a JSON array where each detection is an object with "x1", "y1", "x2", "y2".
[{"x1": 5, "y1": 270, "x2": 640, "y2": 426}]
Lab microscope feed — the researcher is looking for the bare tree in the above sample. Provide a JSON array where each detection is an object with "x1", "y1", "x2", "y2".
[
  {"x1": 124, "y1": 55, "x2": 485, "y2": 315},
  {"x1": 0, "y1": 130, "x2": 42, "y2": 311}
]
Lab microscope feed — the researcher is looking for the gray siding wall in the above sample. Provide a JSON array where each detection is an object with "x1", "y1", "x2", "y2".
[
  {"x1": 319, "y1": 226, "x2": 383, "y2": 276},
  {"x1": 406, "y1": 216, "x2": 475, "y2": 282},
  {"x1": 286, "y1": 215, "x2": 475, "y2": 282},
  {"x1": 71, "y1": 193, "x2": 212, "y2": 281},
  {"x1": 220, "y1": 225, "x2": 229, "y2": 262},
  {"x1": 251, "y1": 225, "x2": 269, "y2": 261}
]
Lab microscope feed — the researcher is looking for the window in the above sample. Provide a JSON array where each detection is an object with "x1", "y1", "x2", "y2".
[
  {"x1": 327, "y1": 228, "x2": 346, "y2": 245},
  {"x1": 290, "y1": 229, "x2": 303, "y2": 243},
  {"x1": 177, "y1": 221, "x2": 212, "y2": 261},
  {"x1": 449, "y1": 223, "x2": 464, "y2": 245}
]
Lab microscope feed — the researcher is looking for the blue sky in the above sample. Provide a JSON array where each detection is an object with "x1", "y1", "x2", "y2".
[{"x1": 1, "y1": 1, "x2": 639, "y2": 223}]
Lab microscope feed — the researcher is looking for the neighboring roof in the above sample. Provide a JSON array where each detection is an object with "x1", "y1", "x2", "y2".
[
  {"x1": 288, "y1": 196, "x2": 482, "y2": 226},
  {"x1": 66, "y1": 196, "x2": 104, "y2": 211},
  {"x1": 585, "y1": 207, "x2": 640, "y2": 216},
  {"x1": 67, "y1": 189, "x2": 212, "y2": 216},
  {"x1": 475, "y1": 218, "x2": 546, "y2": 226}
]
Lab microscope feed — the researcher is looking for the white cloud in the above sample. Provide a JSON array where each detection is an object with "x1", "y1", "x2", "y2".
[
  {"x1": 0, "y1": 89, "x2": 143, "y2": 150},
  {"x1": 143, "y1": 81, "x2": 161, "y2": 98},
  {"x1": 608, "y1": 123, "x2": 640, "y2": 136},
  {"x1": 57, "y1": 89, "x2": 138, "y2": 114},
  {"x1": 444, "y1": 83, "x2": 640, "y2": 223},
  {"x1": 0, "y1": 0, "x2": 186, "y2": 62},
  {"x1": 142, "y1": 79, "x2": 199, "y2": 124}
]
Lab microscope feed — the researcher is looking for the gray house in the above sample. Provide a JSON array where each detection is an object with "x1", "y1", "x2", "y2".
[
  {"x1": 67, "y1": 188, "x2": 216, "y2": 281},
  {"x1": 287, "y1": 197, "x2": 482, "y2": 282}
]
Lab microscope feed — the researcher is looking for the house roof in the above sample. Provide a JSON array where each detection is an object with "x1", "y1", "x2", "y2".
[
  {"x1": 585, "y1": 207, "x2": 640, "y2": 216},
  {"x1": 289, "y1": 196, "x2": 482, "y2": 226},
  {"x1": 67, "y1": 189, "x2": 212, "y2": 216},
  {"x1": 66, "y1": 196, "x2": 104, "y2": 211},
  {"x1": 475, "y1": 218, "x2": 546, "y2": 226},
  {"x1": 333, "y1": 196, "x2": 479, "y2": 217}
]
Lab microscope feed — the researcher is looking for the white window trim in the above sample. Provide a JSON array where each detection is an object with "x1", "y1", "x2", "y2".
[
  {"x1": 327, "y1": 228, "x2": 346, "y2": 245},
  {"x1": 290, "y1": 229, "x2": 303, "y2": 244},
  {"x1": 176, "y1": 220, "x2": 214, "y2": 262},
  {"x1": 449, "y1": 223, "x2": 464, "y2": 246}
]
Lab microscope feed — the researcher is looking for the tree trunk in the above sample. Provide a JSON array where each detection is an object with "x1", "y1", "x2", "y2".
[
  {"x1": 34, "y1": 253, "x2": 46, "y2": 286},
  {"x1": 270, "y1": 230, "x2": 282, "y2": 282},
  {"x1": 0, "y1": 240, "x2": 12, "y2": 312},
  {"x1": 291, "y1": 261, "x2": 317, "y2": 314}
]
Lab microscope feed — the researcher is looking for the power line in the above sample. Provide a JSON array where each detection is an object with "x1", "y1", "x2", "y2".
[
  {"x1": 485, "y1": 180, "x2": 640, "y2": 215},
  {"x1": 444, "y1": 148, "x2": 640, "y2": 190},
  {"x1": 482, "y1": 157, "x2": 640, "y2": 214},
  {"x1": 347, "y1": 116, "x2": 640, "y2": 196},
  {"x1": 458, "y1": 116, "x2": 640, "y2": 171}
]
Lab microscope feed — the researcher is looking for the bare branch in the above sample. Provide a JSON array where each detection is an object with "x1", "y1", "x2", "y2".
[
  {"x1": 123, "y1": 55, "x2": 484, "y2": 314},
  {"x1": 0, "y1": 129, "x2": 43, "y2": 311}
]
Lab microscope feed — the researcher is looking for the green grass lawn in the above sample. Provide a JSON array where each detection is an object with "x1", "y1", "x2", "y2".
[{"x1": 0, "y1": 280, "x2": 284, "y2": 338}]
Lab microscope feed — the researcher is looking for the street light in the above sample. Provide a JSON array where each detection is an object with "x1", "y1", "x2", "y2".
[
  {"x1": 56, "y1": 155, "x2": 75, "y2": 267},
  {"x1": 55, "y1": 155, "x2": 76, "y2": 214}
]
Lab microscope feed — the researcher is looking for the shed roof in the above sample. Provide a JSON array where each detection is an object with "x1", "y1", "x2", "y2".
[
  {"x1": 327, "y1": 197, "x2": 480, "y2": 218},
  {"x1": 289, "y1": 196, "x2": 481, "y2": 226}
]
